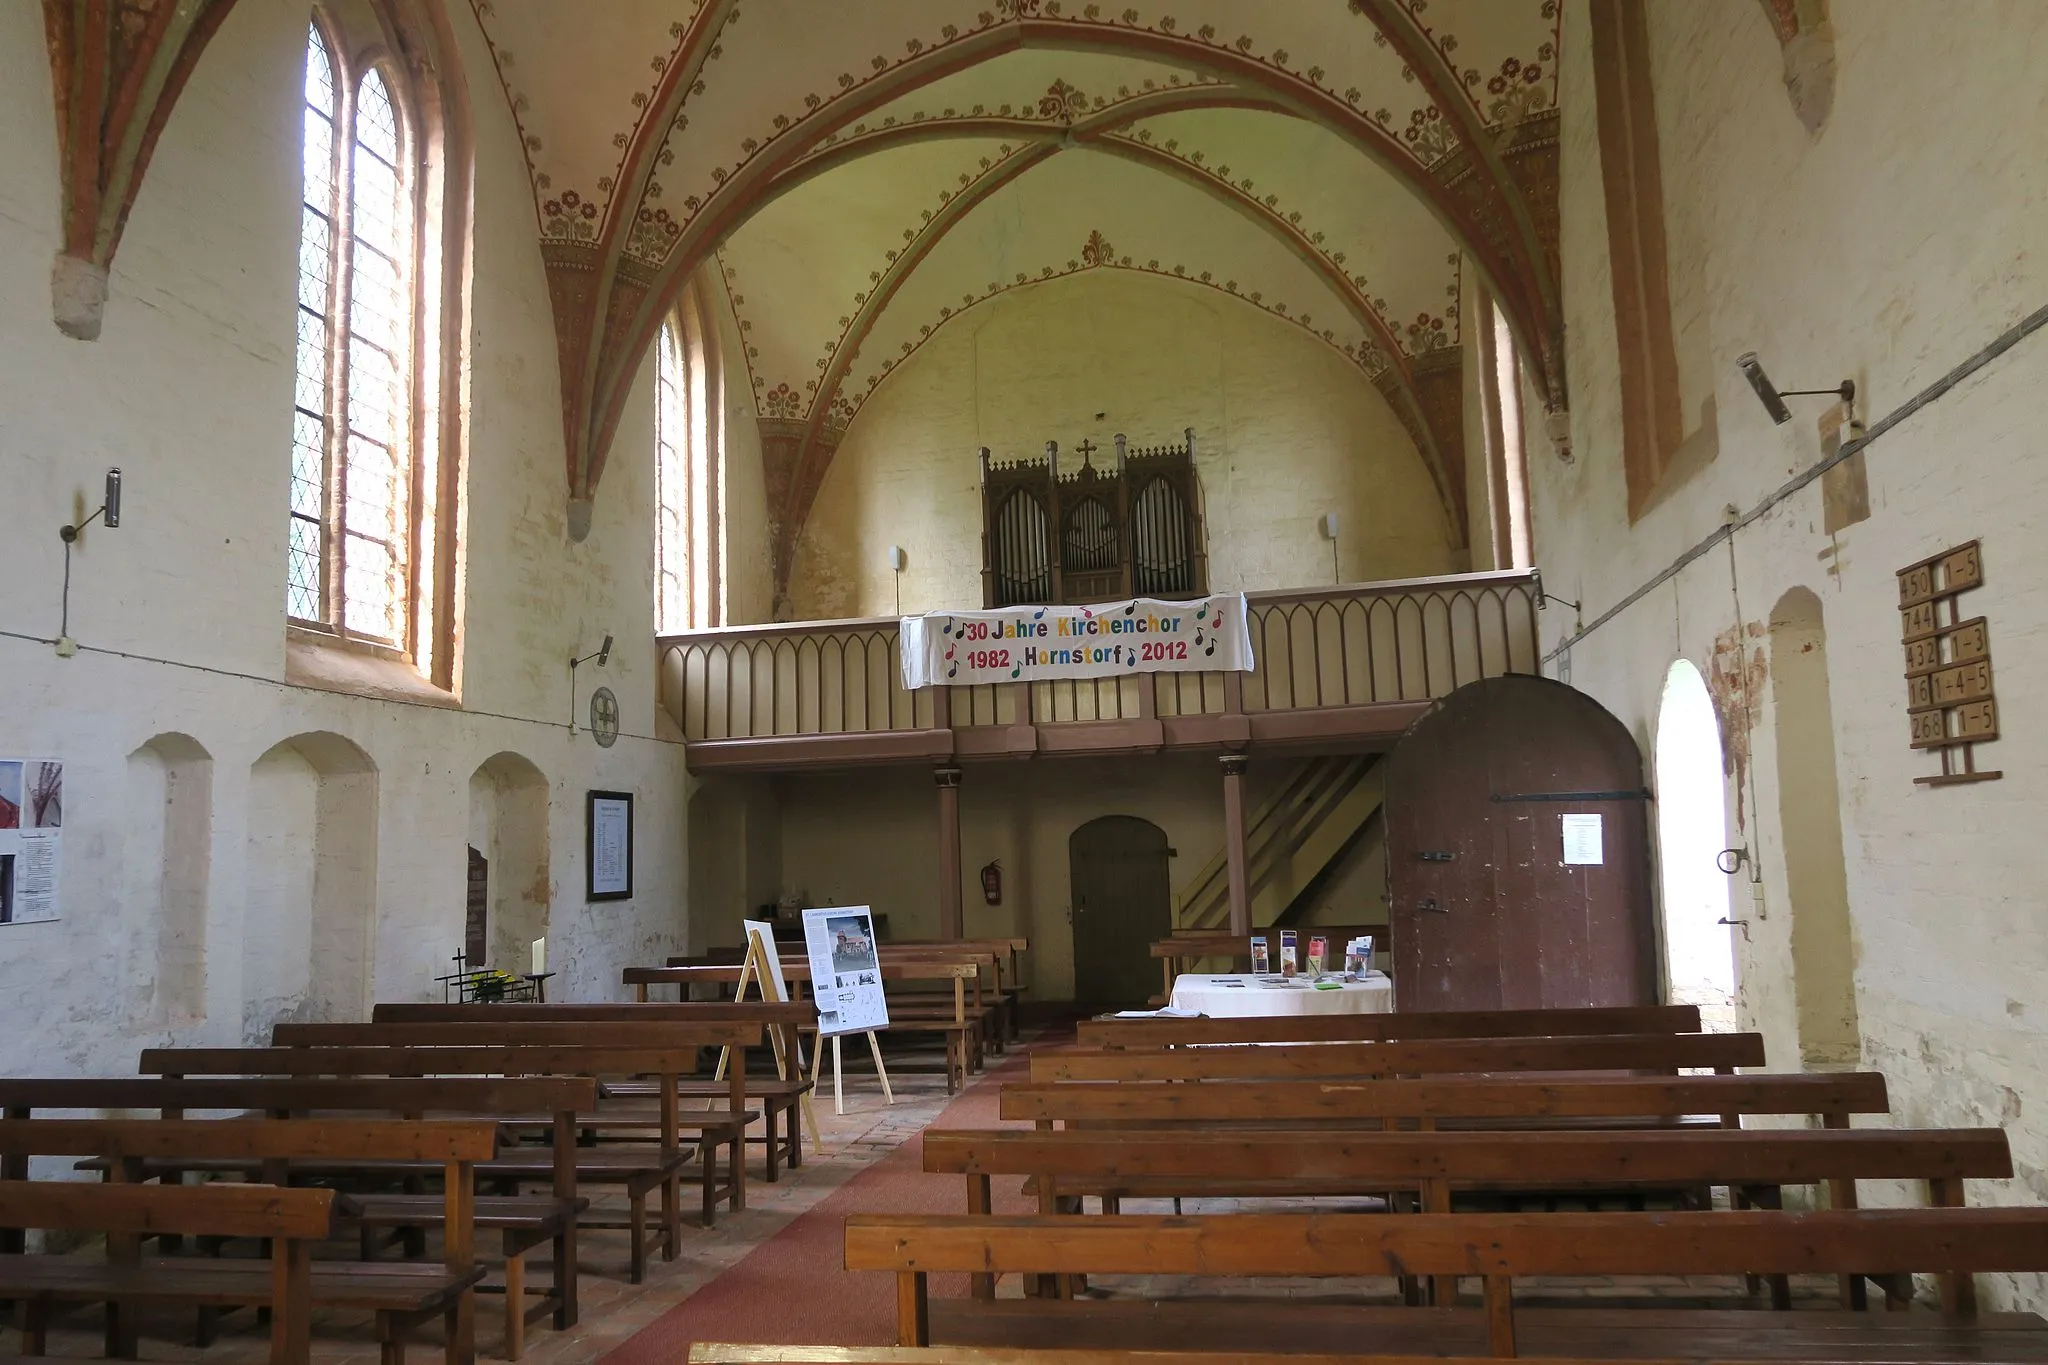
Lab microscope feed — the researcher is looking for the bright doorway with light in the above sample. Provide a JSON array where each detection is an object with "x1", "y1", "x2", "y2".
[{"x1": 1654, "y1": 660, "x2": 1737, "y2": 1031}]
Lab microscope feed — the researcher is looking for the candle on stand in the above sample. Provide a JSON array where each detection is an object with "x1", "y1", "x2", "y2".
[{"x1": 531, "y1": 937, "x2": 547, "y2": 976}]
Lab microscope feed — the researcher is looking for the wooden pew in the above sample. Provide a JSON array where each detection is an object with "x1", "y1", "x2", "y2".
[
  {"x1": 272, "y1": 1018, "x2": 809, "y2": 1182},
  {"x1": 0, "y1": 1079, "x2": 592, "y2": 1347},
  {"x1": 674, "y1": 937, "x2": 1031, "y2": 1044},
  {"x1": 1076, "y1": 1004, "x2": 1702, "y2": 1048},
  {"x1": 921, "y1": 1126, "x2": 2014, "y2": 1307},
  {"x1": 0, "y1": 1180, "x2": 339, "y2": 1365},
  {"x1": 1030, "y1": 1031, "x2": 1766, "y2": 1083},
  {"x1": 1000, "y1": 1073, "x2": 1892, "y2": 1130},
  {"x1": 627, "y1": 963, "x2": 984, "y2": 1092},
  {"x1": 844, "y1": 1207, "x2": 2048, "y2": 1353},
  {"x1": 2, "y1": 1117, "x2": 490, "y2": 1362},
  {"x1": 140, "y1": 1039, "x2": 755, "y2": 1264},
  {"x1": 365, "y1": 1003, "x2": 821, "y2": 1168},
  {"x1": 684, "y1": 1351, "x2": 1949, "y2": 1365}
]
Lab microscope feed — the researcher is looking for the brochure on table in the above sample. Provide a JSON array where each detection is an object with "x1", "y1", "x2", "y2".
[{"x1": 800, "y1": 905, "x2": 890, "y2": 1037}]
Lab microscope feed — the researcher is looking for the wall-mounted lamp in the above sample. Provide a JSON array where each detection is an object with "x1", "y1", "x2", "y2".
[
  {"x1": 1736, "y1": 352, "x2": 1854, "y2": 426},
  {"x1": 54, "y1": 467, "x2": 122, "y2": 658},
  {"x1": 887, "y1": 544, "x2": 907, "y2": 616},
  {"x1": 1317, "y1": 512, "x2": 1340, "y2": 586},
  {"x1": 567, "y1": 633, "x2": 613, "y2": 733}
]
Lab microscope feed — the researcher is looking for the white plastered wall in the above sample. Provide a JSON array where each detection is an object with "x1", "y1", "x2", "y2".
[
  {"x1": 1539, "y1": 0, "x2": 2048, "y2": 1303},
  {"x1": 785, "y1": 269, "x2": 1456, "y2": 621},
  {"x1": 0, "y1": 0, "x2": 690, "y2": 1074}
]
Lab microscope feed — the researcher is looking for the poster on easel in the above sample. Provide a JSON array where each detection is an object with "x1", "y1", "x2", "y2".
[
  {"x1": 0, "y1": 759, "x2": 62, "y2": 926},
  {"x1": 742, "y1": 918, "x2": 794, "y2": 1007},
  {"x1": 801, "y1": 906, "x2": 890, "y2": 1036}
]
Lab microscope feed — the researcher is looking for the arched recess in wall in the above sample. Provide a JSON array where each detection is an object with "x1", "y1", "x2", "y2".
[
  {"x1": 467, "y1": 753, "x2": 550, "y2": 973},
  {"x1": 126, "y1": 734, "x2": 213, "y2": 1028},
  {"x1": 243, "y1": 732, "x2": 378, "y2": 1040},
  {"x1": 1769, "y1": 587, "x2": 1859, "y2": 1065},
  {"x1": 1653, "y1": 659, "x2": 1737, "y2": 1031}
]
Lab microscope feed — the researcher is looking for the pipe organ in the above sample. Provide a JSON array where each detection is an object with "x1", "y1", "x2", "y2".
[{"x1": 979, "y1": 430, "x2": 1208, "y2": 608}]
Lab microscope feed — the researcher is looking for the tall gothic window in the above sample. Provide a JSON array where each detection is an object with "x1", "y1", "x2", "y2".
[
  {"x1": 292, "y1": 15, "x2": 440, "y2": 666},
  {"x1": 656, "y1": 284, "x2": 720, "y2": 632}
]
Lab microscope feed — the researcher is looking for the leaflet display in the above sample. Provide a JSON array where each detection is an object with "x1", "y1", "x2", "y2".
[{"x1": 801, "y1": 905, "x2": 890, "y2": 1037}]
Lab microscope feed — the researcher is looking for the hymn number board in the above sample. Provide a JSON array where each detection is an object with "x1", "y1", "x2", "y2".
[{"x1": 1898, "y1": 540, "x2": 2001, "y2": 785}]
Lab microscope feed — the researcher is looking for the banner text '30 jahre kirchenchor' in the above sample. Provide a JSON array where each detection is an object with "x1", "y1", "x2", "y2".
[{"x1": 900, "y1": 594, "x2": 1253, "y2": 689}]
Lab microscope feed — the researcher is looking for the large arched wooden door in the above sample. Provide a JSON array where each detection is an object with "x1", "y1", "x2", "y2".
[
  {"x1": 1385, "y1": 675, "x2": 1656, "y2": 1011},
  {"x1": 1069, "y1": 815, "x2": 1173, "y2": 1006}
]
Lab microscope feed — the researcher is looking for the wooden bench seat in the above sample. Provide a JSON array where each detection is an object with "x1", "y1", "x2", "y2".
[
  {"x1": 0, "y1": 1180, "x2": 337, "y2": 1365},
  {"x1": 0, "y1": 1256, "x2": 482, "y2": 1354},
  {"x1": 921, "y1": 1126, "x2": 2013, "y2": 1306},
  {"x1": 918, "y1": 1301, "x2": 2048, "y2": 1361},
  {"x1": 0, "y1": 1119, "x2": 491, "y2": 1365},
  {"x1": 276, "y1": 1017, "x2": 810, "y2": 1181},
  {"x1": 1030, "y1": 1031, "x2": 1766, "y2": 1082},
  {"x1": 142, "y1": 1036, "x2": 761, "y2": 1245},
  {"x1": 1076, "y1": 1005, "x2": 1704, "y2": 1048},
  {"x1": 844, "y1": 1207, "x2": 2048, "y2": 1352},
  {"x1": 1000, "y1": 1073, "x2": 1892, "y2": 1130},
  {"x1": 683, "y1": 1347, "x2": 2048, "y2": 1365},
  {"x1": 0, "y1": 1076, "x2": 595, "y2": 1347},
  {"x1": 627, "y1": 964, "x2": 984, "y2": 1091},
  {"x1": 348, "y1": 1193, "x2": 584, "y2": 1360}
]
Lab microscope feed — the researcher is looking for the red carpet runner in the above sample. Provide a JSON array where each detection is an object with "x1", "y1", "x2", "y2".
[{"x1": 599, "y1": 1044, "x2": 1040, "y2": 1362}]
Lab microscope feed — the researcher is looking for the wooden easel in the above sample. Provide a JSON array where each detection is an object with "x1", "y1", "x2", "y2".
[
  {"x1": 719, "y1": 926, "x2": 822, "y2": 1155},
  {"x1": 809, "y1": 1023, "x2": 895, "y2": 1116}
]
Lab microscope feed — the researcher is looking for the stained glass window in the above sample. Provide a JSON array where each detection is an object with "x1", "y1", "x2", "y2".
[{"x1": 289, "y1": 20, "x2": 418, "y2": 652}]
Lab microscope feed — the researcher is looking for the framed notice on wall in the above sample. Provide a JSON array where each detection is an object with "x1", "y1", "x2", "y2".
[
  {"x1": 586, "y1": 790, "x2": 634, "y2": 901},
  {"x1": 0, "y1": 758, "x2": 63, "y2": 926}
]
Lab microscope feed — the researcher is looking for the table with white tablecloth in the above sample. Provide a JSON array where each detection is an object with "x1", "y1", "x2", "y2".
[{"x1": 1166, "y1": 971, "x2": 1393, "y2": 1018}]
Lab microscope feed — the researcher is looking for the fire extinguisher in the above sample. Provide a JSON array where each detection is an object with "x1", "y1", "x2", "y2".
[{"x1": 979, "y1": 860, "x2": 1002, "y2": 906}]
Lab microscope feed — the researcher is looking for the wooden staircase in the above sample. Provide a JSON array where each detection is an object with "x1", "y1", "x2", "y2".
[{"x1": 1174, "y1": 755, "x2": 1384, "y2": 933}]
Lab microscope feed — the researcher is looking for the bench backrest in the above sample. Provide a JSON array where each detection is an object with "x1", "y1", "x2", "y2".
[
  {"x1": 273, "y1": 1020, "x2": 779, "y2": 1049},
  {"x1": 920, "y1": 1126, "x2": 2013, "y2": 1185},
  {"x1": 0, "y1": 1117, "x2": 498, "y2": 1162},
  {"x1": 998, "y1": 1072, "x2": 1890, "y2": 1125},
  {"x1": 0, "y1": 1075, "x2": 597, "y2": 1115},
  {"x1": 0, "y1": 1179, "x2": 336, "y2": 1240},
  {"x1": 141, "y1": 1044, "x2": 726, "y2": 1079},
  {"x1": 1076, "y1": 1005, "x2": 1703, "y2": 1047},
  {"x1": 372, "y1": 1001, "x2": 813, "y2": 1024},
  {"x1": 1031, "y1": 1031, "x2": 1765, "y2": 1082},
  {"x1": 845, "y1": 1206, "x2": 2048, "y2": 1279}
]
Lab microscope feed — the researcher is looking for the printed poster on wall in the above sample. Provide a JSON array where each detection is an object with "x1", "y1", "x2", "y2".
[
  {"x1": 901, "y1": 593, "x2": 1253, "y2": 689},
  {"x1": 0, "y1": 759, "x2": 63, "y2": 926},
  {"x1": 800, "y1": 905, "x2": 890, "y2": 1037}
]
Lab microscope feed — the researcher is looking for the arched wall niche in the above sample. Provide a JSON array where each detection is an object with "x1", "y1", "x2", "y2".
[
  {"x1": 1653, "y1": 659, "x2": 1737, "y2": 1031},
  {"x1": 125, "y1": 733, "x2": 213, "y2": 1028},
  {"x1": 1769, "y1": 586, "x2": 1859, "y2": 1065},
  {"x1": 466, "y1": 752, "x2": 550, "y2": 973},
  {"x1": 243, "y1": 732, "x2": 378, "y2": 1041}
]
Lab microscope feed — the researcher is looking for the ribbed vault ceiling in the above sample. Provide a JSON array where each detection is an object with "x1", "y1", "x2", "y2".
[{"x1": 465, "y1": 0, "x2": 1565, "y2": 574}]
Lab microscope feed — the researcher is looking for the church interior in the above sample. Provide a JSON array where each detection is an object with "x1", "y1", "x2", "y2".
[{"x1": 3, "y1": 0, "x2": 2047, "y2": 1361}]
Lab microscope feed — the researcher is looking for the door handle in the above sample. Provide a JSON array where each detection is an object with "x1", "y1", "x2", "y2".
[{"x1": 1418, "y1": 897, "x2": 1446, "y2": 913}]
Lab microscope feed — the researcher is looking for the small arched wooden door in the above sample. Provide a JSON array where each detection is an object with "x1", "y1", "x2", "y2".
[
  {"x1": 1385, "y1": 675, "x2": 1656, "y2": 1011},
  {"x1": 1069, "y1": 815, "x2": 1173, "y2": 1006}
]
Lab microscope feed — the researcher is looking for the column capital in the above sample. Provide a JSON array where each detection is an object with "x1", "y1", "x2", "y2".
[
  {"x1": 934, "y1": 764, "x2": 963, "y2": 788},
  {"x1": 1219, "y1": 753, "x2": 1250, "y2": 778}
]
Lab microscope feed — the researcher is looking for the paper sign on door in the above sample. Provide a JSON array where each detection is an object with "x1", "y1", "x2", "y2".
[{"x1": 1560, "y1": 813, "x2": 1604, "y2": 866}]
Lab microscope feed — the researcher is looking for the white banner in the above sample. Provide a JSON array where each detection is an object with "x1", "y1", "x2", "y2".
[{"x1": 901, "y1": 594, "x2": 1252, "y2": 689}]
